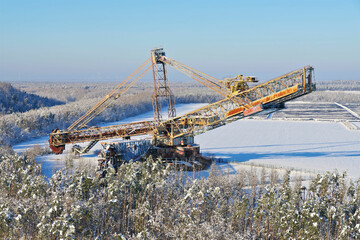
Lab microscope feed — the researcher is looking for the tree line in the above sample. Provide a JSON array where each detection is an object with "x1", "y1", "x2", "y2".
[
  {"x1": 0, "y1": 147, "x2": 359, "y2": 239},
  {"x1": 0, "y1": 82, "x2": 63, "y2": 115}
]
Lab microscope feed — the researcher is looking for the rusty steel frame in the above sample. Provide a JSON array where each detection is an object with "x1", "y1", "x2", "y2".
[
  {"x1": 151, "y1": 49, "x2": 176, "y2": 124},
  {"x1": 159, "y1": 56, "x2": 230, "y2": 98},
  {"x1": 50, "y1": 121, "x2": 155, "y2": 147},
  {"x1": 154, "y1": 66, "x2": 314, "y2": 146}
]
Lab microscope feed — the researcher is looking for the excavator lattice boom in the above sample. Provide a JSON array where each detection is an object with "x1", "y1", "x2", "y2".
[
  {"x1": 153, "y1": 66, "x2": 314, "y2": 146},
  {"x1": 49, "y1": 49, "x2": 315, "y2": 168}
]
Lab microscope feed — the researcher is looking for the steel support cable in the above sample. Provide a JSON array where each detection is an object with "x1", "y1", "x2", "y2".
[
  {"x1": 161, "y1": 57, "x2": 250, "y2": 106},
  {"x1": 175, "y1": 64, "x2": 229, "y2": 97},
  {"x1": 68, "y1": 58, "x2": 151, "y2": 130},
  {"x1": 69, "y1": 58, "x2": 151, "y2": 131},
  {"x1": 73, "y1": 65, "x2": 152, "y2": 130},
  {"x1": 171, "y1": 58, "x2": 222, "y2": 86},
  {"x1": 89, "y1": 66, "x2": 152, "y2": 118},
  {"x1": 67, "y1": 58, "x2": 151, "y2": 131},
  {"x1": 107, "y1": 58, "x2": 151, "y2": 96},
  {"x1": 162, "y1": 57, "x2": 226, "y2": 93},
  {"x1": 163, "y1": 60, "x2": 230, "y2": 98},
  {"x1": 68, "y1": 62, "x2": 150, "y2": 132},
  {"x1": 81, "y1": 65, "x2": 152, "y2": 124}
]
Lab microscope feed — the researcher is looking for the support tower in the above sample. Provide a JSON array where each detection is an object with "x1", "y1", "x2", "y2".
[{"x1": 151, "y1": 48, "x2": 176, "y2": 124}]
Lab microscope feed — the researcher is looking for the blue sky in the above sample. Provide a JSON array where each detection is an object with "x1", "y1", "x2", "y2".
[{"x1": 0, "y1": 0, "x2": 359, "y2": 82}]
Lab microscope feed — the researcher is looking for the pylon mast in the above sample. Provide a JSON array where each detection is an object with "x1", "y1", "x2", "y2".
[{"x1": 151, "y1": 48, "x2": 176, "y2": 124}]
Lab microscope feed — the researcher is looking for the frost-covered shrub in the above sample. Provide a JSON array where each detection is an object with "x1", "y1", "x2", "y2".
[{"x1": 0, "y1": 148, "x2": 360, "y2": 239}]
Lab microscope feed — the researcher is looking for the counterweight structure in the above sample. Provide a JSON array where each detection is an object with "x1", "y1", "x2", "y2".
[{"x1": 49, "y1": 49, "x2": 315, "y2": 168}]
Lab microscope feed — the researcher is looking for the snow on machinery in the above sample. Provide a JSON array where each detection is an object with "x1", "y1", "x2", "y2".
[
  {"x1": 220, "y1": 75, "x2": 258, "y2": 94},
  {"x1": 49, "y1": 48, "x2": 316, "y2": 170},
  {"x1": 97, "y1": 139, "x2": 210, "y2": 176},
  {"x1": 97, "y1": 139, "x2": 151, "y2": 176}
]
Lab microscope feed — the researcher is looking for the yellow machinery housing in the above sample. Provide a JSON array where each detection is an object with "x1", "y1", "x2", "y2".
[{"x1": 220, "y1": 75, "x2": 258, "y2": 94}]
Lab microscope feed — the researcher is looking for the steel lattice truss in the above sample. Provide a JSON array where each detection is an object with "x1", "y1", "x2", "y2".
[
  {"x1": 100, "y1": 140, "x2": 151, "y2": 162},
  {"x1": 154, "y1": 66, "x2": 314, "y2": 146},
  {"x1": 50, "y1": 121, "x2": 155, "y2": 148},
  {"x1": 151, "y1": 49, "x2": 176, "y2": 124}
]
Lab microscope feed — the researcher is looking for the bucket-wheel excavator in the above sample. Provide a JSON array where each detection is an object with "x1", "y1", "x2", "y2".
[{"x1": 49, "y1": 48, "x2": 315, "y2": 170}]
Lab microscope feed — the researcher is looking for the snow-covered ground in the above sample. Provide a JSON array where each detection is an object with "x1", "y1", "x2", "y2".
[
  {"x1": 12, "y1": 102, "x2": 360, "y2": 180},
  {"x1": 197, "y1": 119, "x2": 360, "y2": 179}
]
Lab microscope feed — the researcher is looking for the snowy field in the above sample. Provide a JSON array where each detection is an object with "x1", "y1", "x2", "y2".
[
  {"x1": 197, "y1": 119, "x2": 360, "y2": 179},
  {"x1": 13, "y1": 102, "x2": 360, "y2": 180}
]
